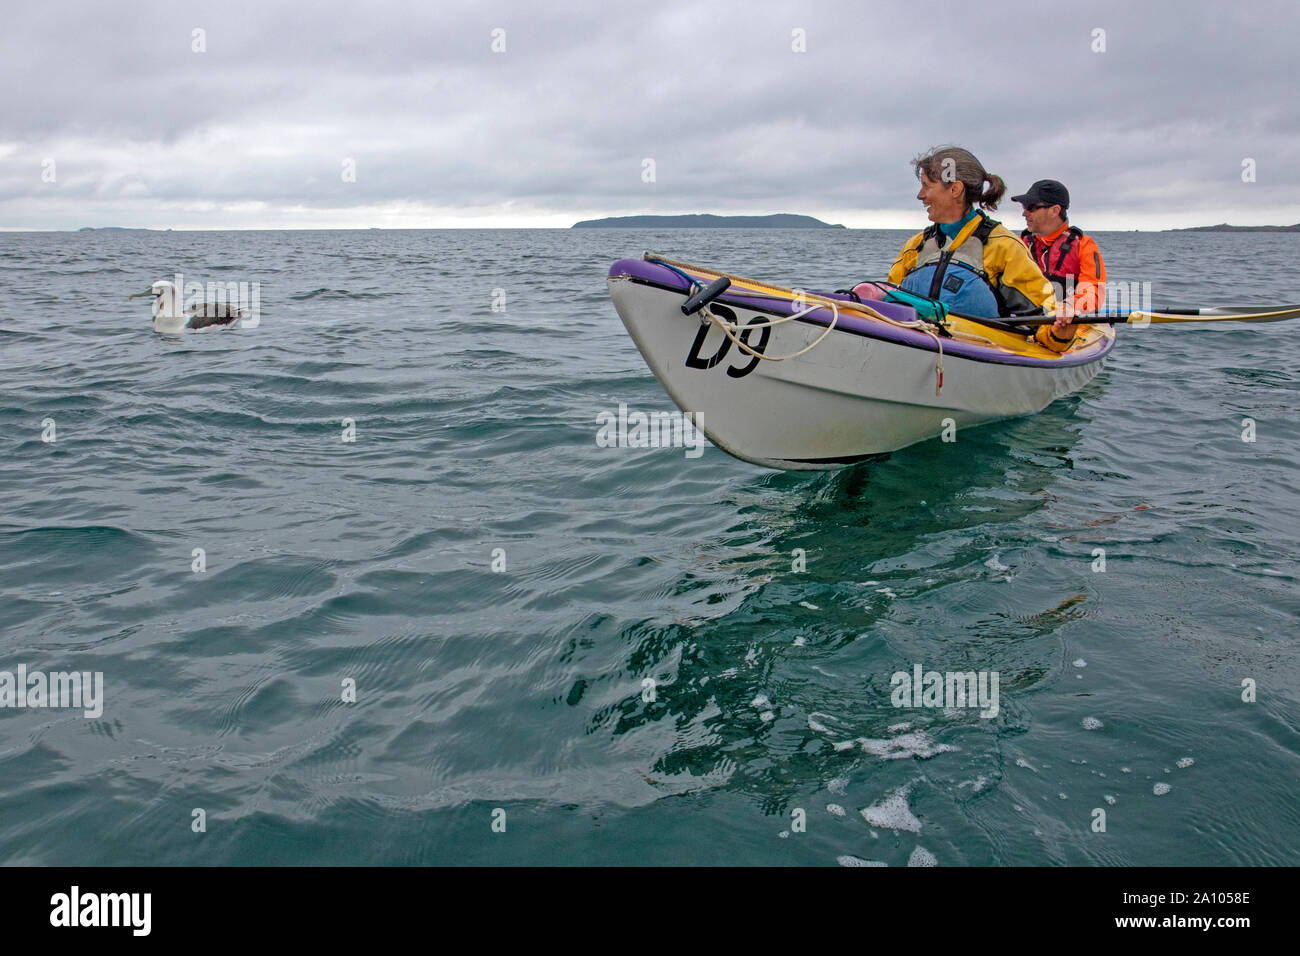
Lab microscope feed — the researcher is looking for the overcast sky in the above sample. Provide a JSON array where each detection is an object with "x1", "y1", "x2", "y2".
[{"x1": 2, "y1": 0, "x2": 1297, "y2": 230}]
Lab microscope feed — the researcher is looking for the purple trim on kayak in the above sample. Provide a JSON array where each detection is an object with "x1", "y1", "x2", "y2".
[{"x1": 608, "y1": 257, "x2": 1114, "y2": 369}]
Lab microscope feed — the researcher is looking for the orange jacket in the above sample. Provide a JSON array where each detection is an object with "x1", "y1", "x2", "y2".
[{"x1": 1021, "y1": 223, "x2": 1106, "y2": 316}]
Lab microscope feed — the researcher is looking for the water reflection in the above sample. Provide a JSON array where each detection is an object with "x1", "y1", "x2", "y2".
[{"x1": 587, "y1": 398, "x2": 1095, "y2": 817}]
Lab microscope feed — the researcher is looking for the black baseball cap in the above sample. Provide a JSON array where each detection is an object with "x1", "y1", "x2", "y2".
[{"x1": 1011, "y1": 180, "x2": 1070, "y2": 210}]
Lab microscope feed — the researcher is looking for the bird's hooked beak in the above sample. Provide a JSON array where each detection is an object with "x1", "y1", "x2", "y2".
[{"x1": 129, "y1": 288, "x2": 156, "y2": 301}]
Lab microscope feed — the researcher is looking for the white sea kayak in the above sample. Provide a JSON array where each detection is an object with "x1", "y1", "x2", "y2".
[{"x1": 607, "y1": 255, "x2": 1116, "y2": 470}]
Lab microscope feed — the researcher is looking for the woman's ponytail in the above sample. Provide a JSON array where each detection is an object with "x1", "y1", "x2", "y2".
[{"x1": 979, "y1": 173, "x2": 1006, "y2": 210}]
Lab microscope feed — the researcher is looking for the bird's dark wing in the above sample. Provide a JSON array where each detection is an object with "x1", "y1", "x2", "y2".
[{"x1": 185, "y1": 305, "x2": 243, "y2": 330}]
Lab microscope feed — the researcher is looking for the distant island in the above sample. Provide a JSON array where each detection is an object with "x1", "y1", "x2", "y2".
[
  {"x1": 1172, "y1": 223, "x2": 1300, "y2": 232},
  {"x1": 572, "y1": 213, "x2": 845, "y2": 229},
  {"x1": 77, "y1": 226, "x2": 166, "y2": 232}
]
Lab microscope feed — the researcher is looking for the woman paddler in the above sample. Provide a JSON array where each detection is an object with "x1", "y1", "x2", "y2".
[{"x1": 871, "y1": 146, "x2": 1056, "y2": 322}]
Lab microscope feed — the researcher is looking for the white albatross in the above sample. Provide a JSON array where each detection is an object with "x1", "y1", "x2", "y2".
[{"x1": 130, "y1": 280, "x2": 243, "y2": 334}]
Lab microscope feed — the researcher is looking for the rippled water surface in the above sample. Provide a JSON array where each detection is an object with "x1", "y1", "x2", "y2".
[{"x1": 0, "y1": 228, "x2": 1296, "y2": 865}]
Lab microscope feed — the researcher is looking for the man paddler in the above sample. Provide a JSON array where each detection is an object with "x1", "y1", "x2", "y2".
[{"x1": 1013, "y1": 179, "x2": 1107, "y2": 352}]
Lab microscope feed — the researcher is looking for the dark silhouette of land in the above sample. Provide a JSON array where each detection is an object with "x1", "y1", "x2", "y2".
[
  {"x1": 572, "y1": 214, "x2": 845, "y2": 229},
  {"x1": 1171, "y1": 223, "x2": 1300, "y2": 232}
]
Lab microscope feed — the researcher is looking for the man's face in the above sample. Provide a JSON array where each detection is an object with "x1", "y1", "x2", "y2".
[{"x1": 1021, "y1": 202, "x2": 1063, "y2": 236}]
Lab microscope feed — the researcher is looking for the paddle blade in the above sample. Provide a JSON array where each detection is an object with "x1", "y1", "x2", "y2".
[{"x1": 1130, "y1": 305, "x2": 1300, "y2": 324}]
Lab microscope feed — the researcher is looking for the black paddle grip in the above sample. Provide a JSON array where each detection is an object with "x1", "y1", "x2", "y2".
[{"x1": 681, "y1": 276, "x2": 732, "y2": 316}]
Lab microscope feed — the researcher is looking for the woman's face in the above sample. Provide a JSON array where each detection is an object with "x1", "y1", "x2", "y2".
[{"x1": 917, "y1": 169, "x2": 966, "y2": 224}]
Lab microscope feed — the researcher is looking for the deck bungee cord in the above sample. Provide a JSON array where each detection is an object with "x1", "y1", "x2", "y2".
[{"x1": 646, "y1": 253, "x2": 972, "y2": 395}]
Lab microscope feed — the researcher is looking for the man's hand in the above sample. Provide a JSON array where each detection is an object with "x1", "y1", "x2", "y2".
[{"x1": 1054, "y1": 300, "x2": 1076, "y2": 330}]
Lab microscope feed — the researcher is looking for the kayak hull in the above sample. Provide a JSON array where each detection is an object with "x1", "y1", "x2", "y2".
[{"x1": 607, "y1": 257, "x2": 1115, "y2": 470}]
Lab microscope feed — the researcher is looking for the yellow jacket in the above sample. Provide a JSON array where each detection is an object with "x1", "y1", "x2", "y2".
[{"x1": 887, "y1": 213, "x2": 1057, "y2": 316}]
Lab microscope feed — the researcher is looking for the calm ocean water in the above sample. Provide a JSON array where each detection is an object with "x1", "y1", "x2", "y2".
[{"x1": 0, "y1": 227, "x2": 1296, "y2": 866}]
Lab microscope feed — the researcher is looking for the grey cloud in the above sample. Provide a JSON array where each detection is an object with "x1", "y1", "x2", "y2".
[{"x1": 1, "y1": 0, "x2": 1297, "y2": 229}]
